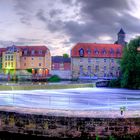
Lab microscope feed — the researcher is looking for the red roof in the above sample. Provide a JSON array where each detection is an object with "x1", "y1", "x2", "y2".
[
  {"x1": 71, "y1": 43, "x2": 122, "y2": 58},
  {"x1": 0, "y1": 48, "x2": 6, "y2": 56},
  {"x1": 16, "y1": 45, "x2": 50, "y2": 57}
]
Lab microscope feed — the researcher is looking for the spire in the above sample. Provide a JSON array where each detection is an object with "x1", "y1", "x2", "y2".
[{"x1": 118, "y1": 28, "x2": 125, "y2": 35}]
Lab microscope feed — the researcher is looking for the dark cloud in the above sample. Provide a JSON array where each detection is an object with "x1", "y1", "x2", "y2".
[{"x1": 14, "y1": 0, "x2": 35, "y2": 25}]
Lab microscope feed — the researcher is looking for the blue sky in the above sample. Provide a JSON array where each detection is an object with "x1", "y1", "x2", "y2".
[{"x1": 0, "y1": 0, "x2": 140, "y2": 55}]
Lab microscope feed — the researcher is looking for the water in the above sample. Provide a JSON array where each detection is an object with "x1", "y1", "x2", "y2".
[{"x1": 0, "y1": 88, "x2": 140, "y2": 111}]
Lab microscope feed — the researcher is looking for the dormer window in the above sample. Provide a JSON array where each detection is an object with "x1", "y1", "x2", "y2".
[
  {"x1": 110, "y1": 48, "x2": 114, "y2": 55},
  {"x1": 79, "y1": 48, "x2": 84, "y2": 57},
  {"x1": 31, "y1": 50, "x2": 35, "y2": 55},
  {"x1": 87, "y1": 48, "x2": 91, "y2": 55},
  {"x1": 102, "y1": 48, "x2": 106, "y2": 54},
  {"x1": 24, "y1": 50, "x2": 27, "y2": 55},
  {"x1": 116, "y1": 48, "x2": 120, "y2": 54},
  {"x1": 39, "y1": 50, "x2": 42, "y2": 55},
  {"x1": 94, "y1": 48, "x2": 99, "y2": 54}
]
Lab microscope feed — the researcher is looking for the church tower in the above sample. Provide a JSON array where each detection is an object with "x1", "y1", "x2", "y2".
[{"x1": 115, "y1": 28, "x2": 127, "y2": 47}]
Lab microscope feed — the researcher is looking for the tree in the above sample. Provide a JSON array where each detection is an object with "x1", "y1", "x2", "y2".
[
  {"x1": 120, "y1": 37, "x2": 140, "y2": 89},
  {"x1": 63, "y1": 53, "x2": 69, "y2": 58}
]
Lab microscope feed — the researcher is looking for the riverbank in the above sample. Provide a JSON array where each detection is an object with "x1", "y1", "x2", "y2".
[{"x1": 0, "y1": 83, "x2": 95, "y2": 90}]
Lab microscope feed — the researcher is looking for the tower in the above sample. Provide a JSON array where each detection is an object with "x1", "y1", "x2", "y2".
[{"x1": 115, "y1": 28, "x2": 127, "y2": 47}]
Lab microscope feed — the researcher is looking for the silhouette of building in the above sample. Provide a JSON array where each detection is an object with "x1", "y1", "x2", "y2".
[{"x1": 115, "y1": 28, "x2": 127, "y2": 47}]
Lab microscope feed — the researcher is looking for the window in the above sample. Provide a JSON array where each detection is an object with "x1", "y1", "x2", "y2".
[
  {"x1": 24, "y1": 57, "x2": 26, "y2": 60},
  {"x1": 39, "y1": 50, "x2": 42, "y2": 55},
  {"x1": 79, "y1": 65, "x2": 83, "y2": 75},
  {"x1": 5, "y1": 56, "x2": 7, "y2": 61},
  {"x1": 110, "y1": 48, "x2": 114, "y2": 55},
  {"x1": 11, "y1": 56, "x2": 13, "y2": 61},
  {"x1": 79, "y1": 48, "x2": 84, "y2": 57},
  {"x1": 88, "y1": 58, "x2": 91, "y2": 63},
  {"x1": 104, "y1": 66, "x2": 106, "y2": 70},
  {"x1": 31, "y1": 62, "x2": 34, "y2": 66},
  {"x1": 88, "y1": 66, "x2": 91, "y2": 74},
  {"x1": 80, "y1": 57, "x2": 83, "y2": 62},
  {"x1": 24, "y1": 50, "x2": 27, "y2": 55},
  {"x1": 116, "y1": 49, "x2": 121, "y2": 55},
  {"x1": 94, "y1": 49, "x2": 99, "y2": 54},
  {"x1": 31, "y1": 50, "x2": 35, "y2": 55},
  {"x1": 8, "y1": 55, "x2": 10, "y2": 60},
  {"x1": 104, "y1": 59, "x2": 106, "y2": 62},
  {"x1": 118, "y1": 67, "x2": 120, "y2": 70},
  {"x1": 5, "y1": 62, "x2": 7, "y2": 67},
  {"x1": 95, "y1": 65, "x2": 99, "y2": 71},
  {"x1": 31, "y1": 57, "x2": 34, "y2": 60},
  {"x1": 111, "y1": 59, "x2": 114, "y2": 63},
  {"x1": 11, "y1": 62, "x2": 13, "y2": 67},
  {"x1": 39, "y1": 57, "x2": 42, "y2": 60},
  {"x1": 24, "y1": 63, "x2": 26, "y2": 66},
  {"x1": 8, "y1": 62, "x2": 10, "y2": 67},
  {"x1": 39, "y1": 63, "x2": 41, "y2": 66},
  {"x1": 111, "y1": 66, "x2": 114, "y2": 70},
  {"x1": 102, "y1": 48, "x2": 106, "y2": 54},
  {"x1": 87, "y1": 48, "x2": 91, "y2": 55}
]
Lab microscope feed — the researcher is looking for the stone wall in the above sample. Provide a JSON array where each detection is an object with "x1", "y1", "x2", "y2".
[{"x1": 0, "y1": 111, "x2": 140, "y2": 139}]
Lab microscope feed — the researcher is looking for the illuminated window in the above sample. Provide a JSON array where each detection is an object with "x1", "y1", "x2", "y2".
[
  {"x1": 5, "y1": 62, "x2": 7, "y2": 67},
  {"x1": 5, "y1": 56, "x2": 7, "y2": 61},
  {"x1": 11, "y1": 62, "x2": 13, "y2": 67}
]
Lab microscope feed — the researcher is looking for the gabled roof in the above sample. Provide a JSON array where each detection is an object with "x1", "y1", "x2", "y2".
[
  {"x1": 52, "y1": 56, "x2": 71, "y2": 63},
  {"x1": 16, "y1": 45, "x2": 50, "y2": 56},
  {"x1": 118, "y1": 28, "x2": 125, "y2": 34},
  {"x1": 71, "y1": 43, "x2": 122, "y2": 58}
]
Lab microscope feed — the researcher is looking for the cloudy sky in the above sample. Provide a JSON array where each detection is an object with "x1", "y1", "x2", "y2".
[{"x1": 0, "y1": 0, "x2": 140, "y2": 55}]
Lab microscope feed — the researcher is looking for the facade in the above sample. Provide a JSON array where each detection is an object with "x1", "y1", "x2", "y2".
[
  {"x1": 52, "y1": 56, "x2": 71, "y2": 70},
  {"x1": 51, "y1": 56, "x2": 71, "y2": 79},
  {"x1": 71, "y1": 43, "x2": 122, "y2": 79},
  {"x1": 1, "y1": 45, "x2": 51, "y2": 77}
]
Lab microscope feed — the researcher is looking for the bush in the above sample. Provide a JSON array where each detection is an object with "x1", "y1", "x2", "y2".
[
  {"x1": 48, "y1": 75, "x2": 61, "y2": 82},
  {"x1": 109, "y1": 78, "x2": 121, "y2": 88},
  {"x1": 26, "y1": 68, "x2": 32, "y2": 73}
]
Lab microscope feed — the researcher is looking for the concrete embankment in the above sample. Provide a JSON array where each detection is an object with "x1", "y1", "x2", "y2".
[
  {"x1": 0, "y1": 107, "x2": 140, "y2": 139},
  {"x1": 0, "y1": 83, "x2": 95, "y2": 90}
]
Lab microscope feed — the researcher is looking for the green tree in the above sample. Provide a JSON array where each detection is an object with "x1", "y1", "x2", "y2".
[
  {"x1": 120, "y1": 37, "x2": 140, "y2": 89},
  {"x1": 63, "y1": 53, "x2": 69, "y2": 58}
]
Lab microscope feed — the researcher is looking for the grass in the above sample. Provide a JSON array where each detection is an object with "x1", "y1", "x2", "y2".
[{"x1": 0, "y1": 83, "x2": 95, "y2": 91}]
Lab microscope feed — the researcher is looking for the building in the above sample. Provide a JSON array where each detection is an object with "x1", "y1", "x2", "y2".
[
  {"x1": 1, "y1": 45, "x2": 51, "y2": 77},
  {"x1": 51, "y1": 56, "x2": 71, "y2": 79},
  {"x1": 52, "y1": 56, "x2": 71, "y2": 70},
  {"x1": 115, "y1": 28, "x2": 127, "y2": 47},
  {"x1": 71, "y1": 43, "x2": 122, "y2": 79}
]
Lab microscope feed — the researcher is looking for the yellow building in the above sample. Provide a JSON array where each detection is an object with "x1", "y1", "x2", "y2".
[{"x1": 1, "y1": 45, "x2": 51, "y2": 77}]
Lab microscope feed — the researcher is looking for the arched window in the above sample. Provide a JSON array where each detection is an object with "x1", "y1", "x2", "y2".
[{"x1": 79, "y1": 48, "x2": 84, "y2": 57}]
